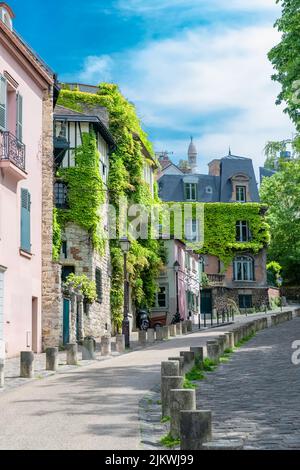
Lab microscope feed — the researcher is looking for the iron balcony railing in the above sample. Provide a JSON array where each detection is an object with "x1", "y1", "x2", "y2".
[{"x1": 0, "y1": 130, "x2": 26, "y2": 172}]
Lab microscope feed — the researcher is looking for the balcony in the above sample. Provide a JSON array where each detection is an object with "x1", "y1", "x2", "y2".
[
  {"x1": 0, "y1": 130, "x2": 26, "y2": 181},
  {"x1": 207, "y1": 273, "x2": 225, "y2": 286}
]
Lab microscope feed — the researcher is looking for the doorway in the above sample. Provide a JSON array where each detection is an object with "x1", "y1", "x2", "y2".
[
  {"x1": 63, "y1": 298, "x2": 70, "y2": 345},
  {"x1": 201, "y1": 289, "x2": 212, "y2": 316},
  {"x1": 31, "y1": 297, "x2": 38, "y2": 353}
]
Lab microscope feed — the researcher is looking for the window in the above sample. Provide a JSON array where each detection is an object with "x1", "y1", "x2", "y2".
[
  {"x1": 234, "y1": 256, "x2": 254, "y2": 281},
  {"x1": 62, "y1": 241, "x2": 68, "y2": 259},
  {"x1": 185, "y1": 183, "x2": 197, "y2": 201},
  {"x1": 236, "y1": 186, "x2": 246, "y2": 203},
  {"x1": 16, "y1": 93, "x2": 23, "y2": 142},
  {"x1": 95, "y1": 268, "x2": 103, "y2": 303},
  {"x1": 0, "y1": 75, "x2": 7, "y2": 131},
  {"x1": 239, "y1": 295, "x2": 253, "y2": 309},
  {"x1": 236, "y1": 221, "x2": 250, "y2": 242},
  {"x1": 20, "y1": 188, "x2": 31, "y2": 253},
  {"x1": 185, "y1": 219, "x2": 199, "y2": 242},
  {"x1": 62, "y1": 266, "x2": 75, "y2": 283},
  {"x1": 199, "y1": 257, "x2": 205, "y2": 275},
  {"x1": 54, "y1": 182, "x2": 68, "y2": 208},
  {"x1": 155, "y1": 286, "x2": 168, "y2": 308}
]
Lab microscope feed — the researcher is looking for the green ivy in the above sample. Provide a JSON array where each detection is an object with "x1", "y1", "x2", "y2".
[
  {"x1": 53, "y1": 208, "x2": 62, "y2": 261},
  {"x1": 58, "y1": 84, "x2": 165, "y2": 330},
  {"x1": 64, "y1": 273, "x2": 97, "y2": 303},
  {"x1": 165, "y1": 202, "x2": 270, "y2": 268},
  {"x1": 55, "y1": 132, "x2": 106, "y2": 255}
]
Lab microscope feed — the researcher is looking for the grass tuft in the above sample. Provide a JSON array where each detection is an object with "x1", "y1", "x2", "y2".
[{"x1": 160, "y1": 433, "x2": 180, "y2": 449}]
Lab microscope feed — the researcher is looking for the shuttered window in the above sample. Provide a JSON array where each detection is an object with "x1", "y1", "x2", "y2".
[
  {"x1": 21, "y1": 188, "x2": 31, "y2": 253},
  {"x1": 95, "y1": 268, "x2": 103, "y2": 303},
  {"x1": 0, "y1": 75, "x2": 7, "y2": 131},
  {"x1": 16, "y1": 93, "x2": 23, "y2": 142}
]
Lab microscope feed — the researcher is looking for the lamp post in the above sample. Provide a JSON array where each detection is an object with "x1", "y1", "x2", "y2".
[
  {"x1": 120, "y1": 236, "x2": 131, "y2": 348},
  {"x1": 173, "y1": 261, "x2": 180, "y2": 323}
]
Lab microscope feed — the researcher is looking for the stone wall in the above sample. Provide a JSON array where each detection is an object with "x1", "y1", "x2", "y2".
[
  {"x1": 61, "y1": 221, "x2": 111, "y2": 341},
  {"x1": 212, "y1": 287, "x2": 269, "y2": 312},
  {"x1": 41, "y1": 87, "x2": 62, "y2": 350}
]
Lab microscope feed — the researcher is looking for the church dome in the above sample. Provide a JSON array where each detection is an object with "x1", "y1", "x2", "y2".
[{"x1": 188, "y1": 137, "x2": 197, "y2": 157}]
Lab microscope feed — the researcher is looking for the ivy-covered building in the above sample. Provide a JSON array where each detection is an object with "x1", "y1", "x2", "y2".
[{"x1": 158, "y1": 143, "x2": 274, "y2": 314}]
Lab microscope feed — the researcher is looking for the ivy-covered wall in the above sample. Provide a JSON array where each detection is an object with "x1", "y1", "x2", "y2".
[
  {"x1": 165, "y1": 202, "x2": 270, "y2": 268},
  {"x1": 57, "y1": 84, "x2": 165, "y2": 331}
]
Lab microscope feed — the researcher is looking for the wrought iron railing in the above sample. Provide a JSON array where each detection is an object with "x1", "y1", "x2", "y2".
[{"x1": 0, "y1": 130, "x2": 26, "y2": 171}]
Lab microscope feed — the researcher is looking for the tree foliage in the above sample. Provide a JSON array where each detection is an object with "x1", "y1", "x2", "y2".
[
  {"x1": 268, "y1": 0, "x2": 300, "y2": 130},
  {"x1": 260, "y1": 160, "x2": 300, "y2": 284}
]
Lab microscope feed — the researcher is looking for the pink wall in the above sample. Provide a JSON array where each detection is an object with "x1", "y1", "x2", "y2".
[{"x1": 0, "y1": 41, "x2": 44, "y2": 357}]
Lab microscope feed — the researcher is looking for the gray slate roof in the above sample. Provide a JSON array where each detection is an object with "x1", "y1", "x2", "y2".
[
  {"x1": 259, "y1": 167, "x2": 276, "y2": 183},
  {"x1": 158, "y1": 154, "x2": 260, "y2": 203}
]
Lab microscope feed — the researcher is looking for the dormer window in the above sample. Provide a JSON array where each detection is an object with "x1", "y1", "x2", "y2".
[
  {"x1": 236, "y1": 186, "x2": 246, "y2": 203},
  {"x1": 185, "y1": 183, "x2": 197, "y2": 201}
]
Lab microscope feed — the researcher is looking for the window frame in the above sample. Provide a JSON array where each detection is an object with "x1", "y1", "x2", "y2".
[
  {"x1": 185, "y1": 183, "x2": 197, "y2": 201},
  {"x1": 155, "y1": 284, "x2": 168, "y2": 309},
  {"x1": 234, "y1": 256, "x2": 255, "y2": 282},
  {"x1": 236, "y1": 185, "x2": 247, "y2": 203},
  {"x1": 54, "y1": 181, "x2": 68, "y2": 209},
  {"x1": 236, "y1": 220, "x2": 250, "y2": 242}
]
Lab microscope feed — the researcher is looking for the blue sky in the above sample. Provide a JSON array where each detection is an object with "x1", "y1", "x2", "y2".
[{"x1": 11, "y1": 0, "x2": 294, "y2": 173}]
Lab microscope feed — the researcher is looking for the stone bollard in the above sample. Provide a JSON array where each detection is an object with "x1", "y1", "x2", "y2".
[
  {"x1": 176, "y1": 323, "x2": 182, "y2": 336},
  {"x1": 0, "y1": 359, "x2": 4, "y2": 388},
  {"x1": 161, "y1": 376, "x2": 184, "y2": 418},
  {"x1": 147, "y1": 329, "x2": 156, "y2": 343},
  {"x1": 101, "y1": 335, "x2": 111, "y2": 357},
  {"x1": 168, "y1": 357, "x2": 185, "y2": 376},
  {"x1": 190, "y1": 346, "x2": 206, "y2": 365},
  {"x1": 20, "y1": 351, "x2": 35, "y2": 379},
  {"x1": 169, "y1": 324, "x2": 177, "y2": 337},
  {"x1": 66, "y1": 343, "x2": 78, "y2": 365},
  {"x1": 206, "y1": 341, "x2": 220, "y2": 362},
  {"x1": 180, "y1": 351, "x2": 195, "y2": 372},
  {"x1": 116, "y1": 334, "x2": 125, "y2": 354},
  {"x1": 82, "y1": 337, "x2": 96, "y2": 360},
  {"x1": 180, "y1": 410, "x2": 212, "y2": 450},
  {"x1": 139, "y1": 330, "x2": 148, "y2": 347},
  {"x1": 161, "y1": 361, "x2": 180, "y2": 379},
  {"x1": 46, "y1": 347, "x2": 58, "y2": 372},
  {"x1": 218, "y1": 336, "x2": 226, "y2": 355},
  {"x1": 170, "y1": 389, "x2": 196, "y2": 439},
  {"x1": 182, "y1": 322, "x2": 188, "y2": 335},
  {"x1": 225, "y1": 332, "x2": 235, "y2": 350},
  {"x1": 156, "y1": 327, "x2": 164, "y2": 342},
  {"x1": 186, "y1": 320, "x2": 193, "y2": 333},
  {"x1": 162, "y1": 326, "x2": 170, "y2": 340},
  {"x1": 202, "y1": 439, "x2": 244, "y2": 450}
]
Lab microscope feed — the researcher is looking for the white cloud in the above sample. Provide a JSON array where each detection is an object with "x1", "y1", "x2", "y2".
[
  {"x1": 116, "y1": 0, "x2": 278, "y2": 14},
  {"x1": 67, "y1": 20, "x2": 294, "y2": 172},
  {"x1": 77, "y1": 55, "x2": 113, "y2": 83}
]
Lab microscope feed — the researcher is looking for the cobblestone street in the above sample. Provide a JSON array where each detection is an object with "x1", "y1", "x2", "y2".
[{"x1": 197, "y1": 317, "x2": 300, "y2": 450}]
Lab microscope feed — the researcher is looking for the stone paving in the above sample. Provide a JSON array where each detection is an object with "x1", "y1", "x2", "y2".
[
  {"x1": 197, "y1": 317, "x2": 300, "y2": 450},
  {"x1": 139, "y1": 314, "x2": 300, "y2": 450}
]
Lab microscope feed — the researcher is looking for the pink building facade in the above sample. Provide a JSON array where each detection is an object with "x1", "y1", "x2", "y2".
[{"x1": 0, "y1": 3, "x2": 54, "y2": 360}]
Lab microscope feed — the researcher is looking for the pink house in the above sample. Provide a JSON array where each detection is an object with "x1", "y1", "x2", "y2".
[{"x1": 0, "y1": 3, "x2": 54, "y2": 361}]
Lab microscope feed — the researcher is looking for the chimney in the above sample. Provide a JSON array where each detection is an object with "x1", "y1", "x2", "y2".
[{"x1": 208, "y1": 159, "x2": 221, "y2": 177}]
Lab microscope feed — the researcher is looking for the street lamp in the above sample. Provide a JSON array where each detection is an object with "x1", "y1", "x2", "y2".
[
  {"x1": 173, "y1": 261, "x2": 181, "y2": 323},
  {"x1": 120, "y1": 236, "x2": 131, "y2": 348}
]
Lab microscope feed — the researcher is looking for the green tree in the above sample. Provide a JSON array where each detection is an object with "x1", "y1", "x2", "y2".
[
  {"x1": 260, "y1": 160, "x2": 300, "y2": 284},
  {"x1": 268, "y1": 0, "x2": 300, "y2": 131}
]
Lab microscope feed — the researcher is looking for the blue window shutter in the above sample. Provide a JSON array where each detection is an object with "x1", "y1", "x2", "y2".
[
  {"x1": 21, "y1": 189, "x2": 31, "y2": 252},
  {"x1": 0, "y1": 75, "x2": 7, "y2": 131},
  {"x1": 16, "y1": 93, "x2": 23, "y2": 142}
]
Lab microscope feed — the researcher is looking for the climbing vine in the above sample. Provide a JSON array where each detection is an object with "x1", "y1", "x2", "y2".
[
  {"x1": 54, "y1": 132, "x2": 106, "y2": 255},
  {"x1": 53, "y1": 208, "x2": 62, "y2": 261},
  {"x1": 165, "y1": 202, "x2": 270, "y2": 269},
  {"x1": 58, "y1": 85, "x2": 165, "y2": 331}
]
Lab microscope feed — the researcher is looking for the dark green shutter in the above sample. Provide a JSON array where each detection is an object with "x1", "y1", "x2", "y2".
[
  {"x1": 95, "y1": 268, "x2": 103, "y2": 303},
  {"x1": 21, "y1": 189, "x2": 31, "y2": 252},
  {"x1": 0, "y1": 75, "x2": 7, "y2": 131},
  {"x1": 16, "y1": 93, "x2": 23, "y2": 142}
]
